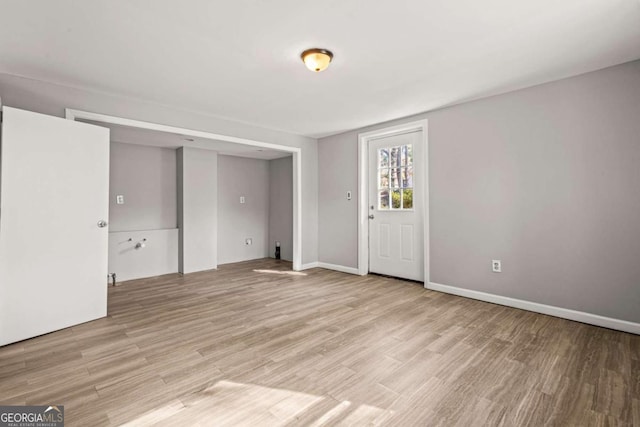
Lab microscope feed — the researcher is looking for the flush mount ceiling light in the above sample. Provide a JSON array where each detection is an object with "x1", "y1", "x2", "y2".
[{"x1": 300, "y1": 48, "x2": 333, "y2": 72}]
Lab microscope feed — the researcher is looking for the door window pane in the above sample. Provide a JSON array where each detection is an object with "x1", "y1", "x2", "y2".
[
  {"x1": 390, "y1": 146, "x2": 401, "y2": 167},
  {"x1": 402, "y1": 167, "x2": 413, "y2": 188},
  {"x1": 390, "y1": 168, "x2": 401, "y2": 188},
  {"x1": 379, "y1": 148, "x2": 389, "y2": 168},
  {"x1": 402, "y1": 189, "x2": 413, "y2": 209},
  {"x1": 379, "y1": 168, "x2": 389, "y2": 188},
  {"x1": 402, "y1": 145, "x2": 413, "y2": 166},
  {"x1": 379, "y1": 190, "x2": 389, "y2": 209},
  {"x1": 391, "y1": 189, "x2": 401, "y2": 209}
]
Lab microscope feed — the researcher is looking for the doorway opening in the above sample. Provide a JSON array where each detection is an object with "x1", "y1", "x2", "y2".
[{"x1": 65, "y1": 109, "x2": 302, "y2": 274}]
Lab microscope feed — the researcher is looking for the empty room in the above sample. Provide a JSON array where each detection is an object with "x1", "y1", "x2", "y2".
[{"x1": 0, "y1": 1, "x2": 639, "y2": 426}]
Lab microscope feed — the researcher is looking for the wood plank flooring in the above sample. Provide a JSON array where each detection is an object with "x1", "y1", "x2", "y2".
[{"x1": 1, "y1": 258, "x2": 639, "y2": 426}]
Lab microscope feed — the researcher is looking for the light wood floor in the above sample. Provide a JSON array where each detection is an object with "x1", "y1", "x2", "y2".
[{"x1": 1, "y1": 259, "x2": 638, "y2": 426}]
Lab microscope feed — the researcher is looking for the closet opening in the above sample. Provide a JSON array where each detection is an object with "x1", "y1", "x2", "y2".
[{"x1": 66, "y1": 109, "x2": 301, "y2": 284}]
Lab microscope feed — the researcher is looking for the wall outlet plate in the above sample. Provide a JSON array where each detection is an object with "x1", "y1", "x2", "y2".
[
  {"x1": 116, "y1": 195, "x2": 124, "y2": 205},
  {"x1": 346, "y1": 191, "x2": 352, "y2": 200},
  {"x1": 492, "y1": 260, "x2": 502, "y2": 273},
  {"x1": 240, "y1": 196, "x2": 245, "y2": 204},
  {"x1": 245, "y1": 238, "x2": 252, "y2": 245}
]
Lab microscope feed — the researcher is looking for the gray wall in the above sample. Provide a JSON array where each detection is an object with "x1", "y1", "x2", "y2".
[
  {"x1": 109, "y1": 142, "x2": 178, "y2": 281},
  {"x1": 218, "y1": 155, "x2": 270, "y2": 264},
  {"x1": 108, "y1": 229, "x2": 178, "y2": 282},
  {"x1": 318, "y1": 139, "x2": 358, "y2": 268},
  {"x1": 178, "y1": 147, "x2": 218, "y2": 274},
  {"x1": 0, "y1": 73, "x2": 319, "y2": 265},
  {"x1": 109, "y1": 142, "x2": 176, "y2": 231},
  {"x1": 318, "y1": 60, "x2": 640, "y2": 323},
  {"x1": 269, "y1": 156, "x2": 293, "y2": 261}
]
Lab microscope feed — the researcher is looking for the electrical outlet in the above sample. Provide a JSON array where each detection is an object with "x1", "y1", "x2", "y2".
[
  {"x1": 240, "y1": 196, "x2": 245, "y2": 204},
  {"x1": 116, "y1": 195, "x2": 124, "y2": 205},
  {"x1": 346, "y1": 191, "x2": 352, "y2": 200},
  {"x1": 245, "y1": 238, "x2": 252, "y2": 245},
  {"x1": 492, "y1": 260, "x2": 502, "y2": 273}
]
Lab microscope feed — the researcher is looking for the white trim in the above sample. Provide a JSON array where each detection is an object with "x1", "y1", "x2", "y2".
[
  {"x1": 300, "y1": 262, "x2": 319, "y2": 270},
  {"x1": 300, "y1": 262, "x2": 360, "y2": 275},
  {"x1": 65, "y1": 108, "x2": 303, "y2": 271},
  {"x1": 357, "y1": 120, "x2": 429, "y2": 281},
  {"x1": 292, "y1": 151, "x2": 302, "y2": 271},
  {"x1": 317, "y1": 262, "x2": 361, "y2": 275},
  {"x1": 427, "y1": 281, "x2": 640, "y2": 335},
  {"x1": 65, "y1": 109, "x2": 299, "y2": 153}
]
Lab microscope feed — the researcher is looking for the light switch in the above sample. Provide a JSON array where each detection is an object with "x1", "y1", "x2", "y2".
[
  {"x1": 116, "y1": 195, "x2": 125, "y2": 205},
  {"x1": 240, "y1": 196, "x2": 245, "y2": 204},
  {"x1": 346, "y1": 191, "x2": 352, "y2": 200}
]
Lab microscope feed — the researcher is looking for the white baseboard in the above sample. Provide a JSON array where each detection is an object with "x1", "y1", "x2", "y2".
[
  {"x1": 300, "y1": 262, "x2": 319, "y2": 270},
  {"x1": 427, "y1": 282, "x2": 640, "y2": 335},
  {"x1": 301, "y1": 261, "x2": 360, "y2": 275},
  {"x1": 317, "y1": 262, "x2": 360, "y2": 275}
]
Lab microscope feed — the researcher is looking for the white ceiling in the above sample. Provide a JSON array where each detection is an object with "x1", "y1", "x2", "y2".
[
  {"x1": 82, "y1": 120, "x2": 292, "y2": 160},
  {"x1": 1, "y1": 0, "x2": 639, "y2": 138}
]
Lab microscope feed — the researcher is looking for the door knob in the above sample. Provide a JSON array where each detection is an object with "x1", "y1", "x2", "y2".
[
  {"x1": 368, "y1": 214, "x2": 375, "y2": 219},
  {"x1": 97, "y1": 220, "x2": 108, "y2": 228}
]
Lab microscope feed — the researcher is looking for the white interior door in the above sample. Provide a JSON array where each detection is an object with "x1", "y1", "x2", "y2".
[
  {"x1": 368, "y1": 131, "x2": 424, "y2": 281},
  {"x1": 0, "y1": 107, "x2": 110, "y2": 346}
]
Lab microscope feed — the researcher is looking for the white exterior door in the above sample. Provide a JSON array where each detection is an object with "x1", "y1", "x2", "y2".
[
  {"x1": 0, "y1": 107, "x2": 110, "y2": 346},
  {"x1": 368, "y1": 131, "x2": 424, "y2": 281}
]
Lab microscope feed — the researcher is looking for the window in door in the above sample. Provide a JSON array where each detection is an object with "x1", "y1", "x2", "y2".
[{"x1": 378, "y1": 144, "x2": 413, "y2": 210}]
